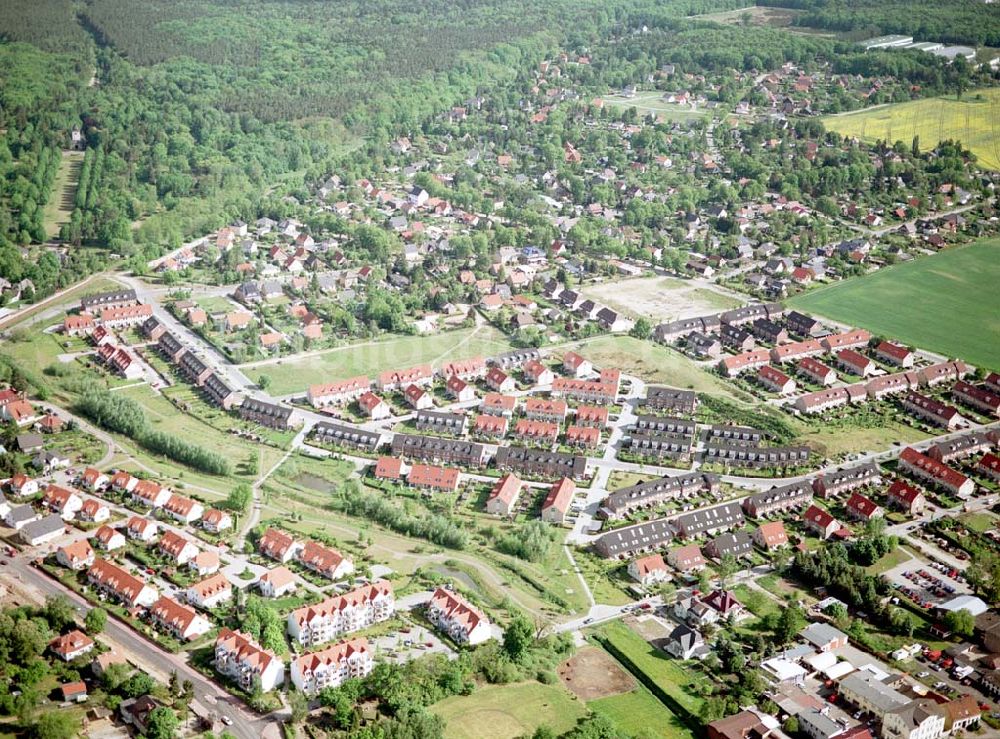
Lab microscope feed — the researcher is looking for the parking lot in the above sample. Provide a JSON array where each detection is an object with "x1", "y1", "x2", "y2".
[
  {"x1": 885, "y1": 560, "x2": 970, "y2": 611},
  {"x1": 370, "y1": 623, "x2": 456, "y2": 664}
]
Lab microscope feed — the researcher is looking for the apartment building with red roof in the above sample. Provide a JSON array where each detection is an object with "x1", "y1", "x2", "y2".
[
  {"x1": 718, "y1": 349, "x2": 771, "y2": 377},
  {"x1": 797, "y1": 357, "x2": 837, "y2": 386},
  {"x1": 565, "y1": 424, "x2": 600, "y2": 448},
  {"x1": 758, "y1": 365, "x2": 796, "y2": 394},
  {"x1": 427, "y1": 587, "x2": 493, "y2": 645},
  {"x1": 290, "y1": 637, "x2": 372, "y2": 695},
  {"x1": 298, "y1": 541, "x2": 353, "y2": 581},
  {"x1": 524, "y1": 397, "x2": 568, "y2": 422},
  {"x1": 185, "y1": 572, "x2": 233, "y2": 609},
  {"x1": 845, "y1": 492, "x2": 882, "y2": 522},
  {"x1": 377, "y1": 364, "x2": 433, "y2": 392},
  {"x1": 407, "y1": 463, "x2": 460, "y2": 493},
  {"x1": 485, "y1": 474, "x2": 523, "y2": 516},
  {"x1": 150, "y1": 596, "x2": 212, "y2": 641},
  {"x1": 887, "y1": 479, "x2": 926, "y2": 516},
  {"x1": 541, "y1": 477, "x2": 575, "y2": 524},
  {"x1": 287, "y1": 581, "x2": 394, "y2": 646},
  {"x1": 481, "y1": 393, "x2": 517, "y2": 416},
  {"x1": 473, "y1": 414, "x2": 508, "y2": 438},
  {"x1": 215, "y1": 628, "x2": 284, "y2": 692},
  {"x1": 898, "y1": 447, "x2": 974, "y2": 497},
  {"x1": 875, "y1": 341, "x2": 914, "y2": 368},
  {"x1": 307, "y1": 376, "x2": 371, "y2": 408}
]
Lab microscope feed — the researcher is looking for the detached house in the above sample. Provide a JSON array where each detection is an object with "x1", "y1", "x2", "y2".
[
  {"x1": 57, "y1": 539, "x2": 95, "y2": 571},
  {"x1": 163, "y1": 494, "x2": 204, "y2": 525},
  {"x1": 485, "y1": 474, "x2": 523, "y2": 516},
  {"x1": 845, "y1": 492, "x2": 882, "y2": 522},
  {"x1": 887, "y1": 479, "x2": 926, "y2": 516},
  {"x1": 299, "y1": 541, "x2": 354, "y2": 581},
  {"x1": 259, "y1": 527, "x2": 303, "y2": 563},
  {"x1": 185, "y1": 571, "x2": 232, "y2": 609},
  {"x1": 93, "y1": 524, "x2": 126, "y2": 551},
  {"x1": 803, "y1": 505, "x2": 841, "y2": 540},
  {"x1": 627, "y1": 554, "x2": 669, "y2": 586}
]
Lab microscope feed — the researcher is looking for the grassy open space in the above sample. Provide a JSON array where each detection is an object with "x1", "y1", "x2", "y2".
[
  {"x1": 603, "y1": 92, "x2": 711, "y2": 122},
  {"x1": 865, "y1": 547, "x2": 914, "y2": 576},
  {"x1": 789, "y1": 239, "x2": 1000, "y2": 370},
  {"x1": 565, "y1": 335, "x2": 747, "y2": 400},
  {"x1": 792, "y1": 417, "x2": 931, "y2": 459},
  {"x1": 432, "y1": 682, "x2": 588, "y2": 739},
  {"x1": 42, "y1": 150, "x2": 84, "y2": 238},
  {"x1": 592, "y1": 620, "x2": 708, "y2": 716},
  {"x1": 589, "y1": 685, "x2": 695, "y2": 739},
  {"x1": 822, "y1": 88, "x2": 1000, "y2": 170},
  {"x1": 243, "y1": 324, "x2": 515, "y2": 395},
  {"x1": 579, "y1": 277, "x2": 743, "y2": 322}
]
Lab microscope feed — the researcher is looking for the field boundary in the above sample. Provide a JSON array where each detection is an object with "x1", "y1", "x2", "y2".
[{"x1": 590, "y1": 634, "x2": 702, "y2": 734}]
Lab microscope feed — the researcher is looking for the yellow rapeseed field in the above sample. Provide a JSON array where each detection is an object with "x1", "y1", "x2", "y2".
[{"x1": 822, "y1": 88, "x2": 1000, "y2": 170}]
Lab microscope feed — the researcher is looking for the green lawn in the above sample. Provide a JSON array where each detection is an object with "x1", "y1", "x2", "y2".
[
  {"x1": 431, "y1": 682, "x2": 588, "y2": 739},
  {"x1": 243, "y1": 324, "x2": 515, "y2": 395},
  {"x1": 593, "y1": 621, "x2": 708, "y2": 716},
  {"x1": 959, "y1": 511, "x2": 998, "y2": 533},
  {"x1": 42, "y1": 150, "x2": 84, "y2": 238},
  {"x1": 564, "y1": 335, "x2": 746, "y2": 401},
  {"x1": 865, "y1": 547, "x2": 913, "y2": 576},
  {"x1": 589, "y1": 685, "x2": 695, "y2": 739},
  {"x1": 603, "y1": 92, "x2": 711, "y2": 122},
  {"x1": 790, "y1": 239, "x2": 1000, "y2": 371}
]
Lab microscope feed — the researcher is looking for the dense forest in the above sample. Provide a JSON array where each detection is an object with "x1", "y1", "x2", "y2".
[
  {"x1": 762, "y1": 0, "x2": 1000, "y2": 47},
  {"x1": 0, "y1": 0, "x2": 752, "y2": 298},
  {"x1": 0, "y1": 0, "x2": 995, "y2": 301}
]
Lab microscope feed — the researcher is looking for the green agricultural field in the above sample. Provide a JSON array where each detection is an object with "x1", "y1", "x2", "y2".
[
  {"x1": 822, "y1": 88, "x2": 1000, "y2": 170},
  {"x1": 789, "y1": 239, "x2": 1000, "y2": 370},
  {"x1": 243, "y1": 324, "x2": 514, "y2": 395},
  {"x1": 431, "y1": 682, "x2": 588, "y2": 739},
  {"x1": 590, "y1": 685, "x2": 695, "y2": 739}
]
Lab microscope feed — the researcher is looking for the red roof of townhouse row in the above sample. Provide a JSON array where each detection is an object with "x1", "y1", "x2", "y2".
[
  {"x1": 473, "y1": 414, "x2": 508, "y2": 435},
  {"x1": 299, "y1": 541, "x2": 348, "y2": 574},
  {"x1": 358, "y1": 391, "x2": 386, "y2": 413},
  {"x1": 292, "y1": 636, "x2": 370, "y2": 674},
  {"x1": 772, "y1": 339, "x2": 824, "y2": 362},
  {"x1": 822, "y1": 329, "x2": 871, "y2": 351},
  {"x1": 150, "y1": 596, "x2": 203, "y2": 635},
  {"x1": 798, "y1": 356, "x2": 836, "y2": 378},
  {"x1": 551, "y1": 377, "x2": 617, "y2": 398},
  {"x1": 720, "y1": 349, "x2": 771, "y2": 373},
  {"x1": 566, "y1": 425, "x2": 600, "y2": 445},
  {"x1": 374, "y1": 456, "x2": 404, "y2": 480},
  {"x1": 487, "y1": 474, "x2": 522, "y2": 507},
  {"x1": 524, "y1": 397, "x2": 568, "y2": 417},
  {"x1": 216, "y1": 629, "x2": 279, "y2": 675},
  {"x1": 542, "y1": 477, "x2": 576, "y2": 515},
  {"x1": 378, "y1": 364, "x2": 433, "y2": 388},
  {"x1": 514, "y1": 419, "x2": 560, "y2": 440},
  {"x1": 440, "y1": 357, "x2": 486, "y2": 377},
  {"x1": 408, "y1": 463, "x2": 460, "y2": 491},
  {"x1": 100, "y1": 304, "x2": 153, "y2": 323},
  {"x1": 88, "y1": 559, "x2": 150, "y2": 603},
  {"x1": 259, "y1": 527, "x2": 299, "y2": 559},
  {"x1": 309, "y1": 377, "x2": 370, "y2": 398},
  {"x1": 63, "y1": 315, "x2": 95, "y2": 332},
  {"x1": 979, "y1": 453, "x2": 1000, "y2": 478},
  {"x1": 837, "y1": 349, "x2": 873, "y2": 373},
  {"x1": 482, "y1": 393, "x2": 517, "y2": 412},
  {"x1": 289, "y1": 581, "x2": 393, "y2": 628},
  {"x1": 759, "y1": 364, "x2": 792, "y2": 386},
  {"x1": 429, "y1": 587, "x2": 487, "y2": 635},
  {"x1": 575, "y1": 405, "x2": 609, "y2": 426},
  {"x1": 899, "y1": 447, "x2": 970, "y2": 490},
  {"x1": 876, "y1": 341, "x2": 912, "y2": 362}
]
